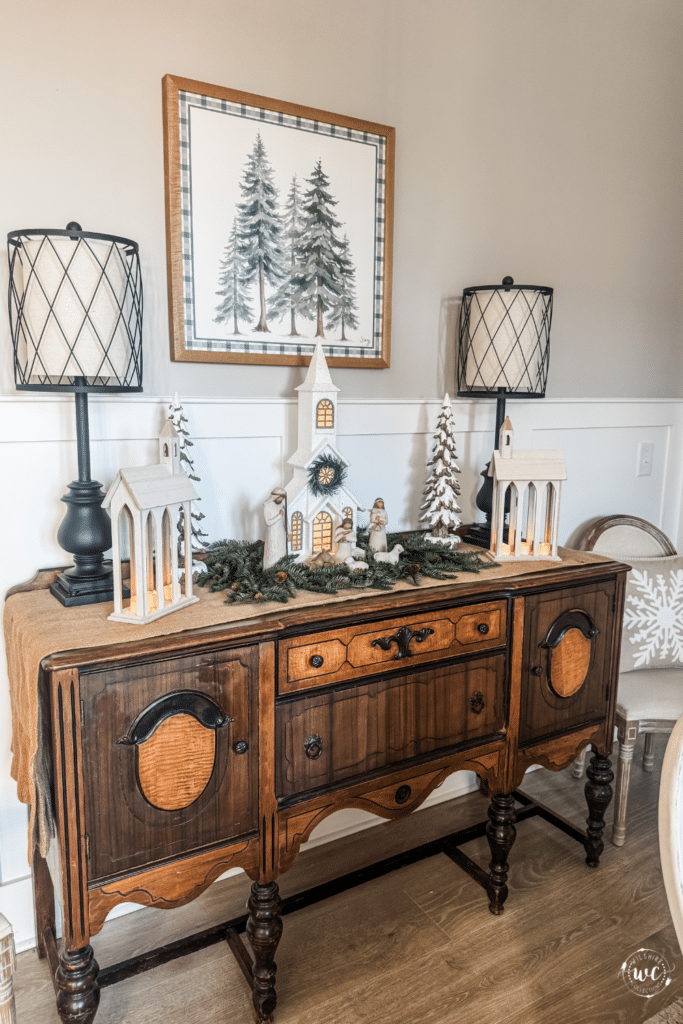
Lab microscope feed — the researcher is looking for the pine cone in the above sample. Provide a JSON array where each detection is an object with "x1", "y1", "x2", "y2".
[
  {"x1": 275, "y1": 571, "x2": 287, "y2": 583},
  {"x1": 231, "y1": 582, "x2": 240, "y2": 591},
  {"x1": 254, "y1": 592, "x2": 263, "y2": 600}
]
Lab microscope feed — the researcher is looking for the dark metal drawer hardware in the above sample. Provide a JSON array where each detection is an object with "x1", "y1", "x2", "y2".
[
  {"x1": 539, "y1": 610, "x2": 599, "y2": 650},
  {"x1": 304, "y1": 734, "x2": 324, "y2": 760},
  {"x1": 469, "y1": 691, "x2": 485, "y2": 714},
  {"x1": 371, "y1": 625, "x2": 434, "y2": 660},
  {"x1": 395, "y1": 784, "x2": 412, "y2": 804},
  {"x1": 478, "y1": 623, "x2": 489, "y2": 634},
  {"x1": 531, "y1": 666, "x2": 543, "y2": 676},
  {"x1": 233, "y1": 740, "x2": 249, "y2": 755},
  {"x1": 310, "y1": 654, "x2": 324, "y2": 668},
  {"x1": 118, "y1": 690, "x2": 233, "y2": 746}
]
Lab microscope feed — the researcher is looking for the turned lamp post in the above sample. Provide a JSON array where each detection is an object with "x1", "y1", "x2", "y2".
[
  {"x1": 7, "y1": 223, "x2": 143, "y2": 606},
  {"x1": 456, "y1": 276, "x2": 553, "y2": 548}
]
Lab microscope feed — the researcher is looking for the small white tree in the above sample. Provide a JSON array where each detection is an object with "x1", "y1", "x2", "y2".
[
  {"x1": 168, "y1": 393, "x2": 209, "y2": 564},
  {"x1": 420, "y1": 394, "x2": 462, "y2": 546}
]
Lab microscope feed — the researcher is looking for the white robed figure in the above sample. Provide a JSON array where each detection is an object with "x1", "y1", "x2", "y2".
[
  {"x1": 368, "y1": 498, "x2": 388, "y2": 553},
  {"x1": 263, "y1": 488, "x2": 288, "y2": 569}
]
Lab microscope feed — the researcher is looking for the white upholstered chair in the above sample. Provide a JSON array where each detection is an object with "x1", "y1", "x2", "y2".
[
  {"x1": 0, "y1": 914, "x2": 16, "y2": 1024},
  {"x1": 659, "y1": 712, "x2": 683, "y2": 952},
  {"x1": 573, "y1": 515, "x2": 683, "y2": 846}
]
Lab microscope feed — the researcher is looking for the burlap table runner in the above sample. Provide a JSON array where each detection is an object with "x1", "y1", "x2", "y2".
[{"x1": 4, "y1": 547, "x2": 602, "y2": 862}]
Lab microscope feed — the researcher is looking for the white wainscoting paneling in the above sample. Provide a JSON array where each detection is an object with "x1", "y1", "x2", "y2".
[{"x1": 1, "y1": 392, "x2": 681, "y2": 950}]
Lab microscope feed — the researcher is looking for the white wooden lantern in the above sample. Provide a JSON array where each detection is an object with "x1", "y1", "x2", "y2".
[
  {"x1": 103, "y1": 421, "x2": 200, "y2": 622},
  {"x1": 489, "y1": 418, "x2": 566, "y2": 561}
]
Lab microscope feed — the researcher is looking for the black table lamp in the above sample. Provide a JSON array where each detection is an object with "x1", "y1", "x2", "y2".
[
  {"x1": 7, "y1": 223, "x2": 143, "y2": 605},
  {"x1": 456, "y1": 276, "x2": 553, "y2": 548}
]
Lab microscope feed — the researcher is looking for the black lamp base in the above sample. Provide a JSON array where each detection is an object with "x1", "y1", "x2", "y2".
[
  {"x1": 462, "y1": 523, "x2": 493, "y2": 549},
  {"x1": 50, "y1": 564, "x2": 115, "y2": 607}
]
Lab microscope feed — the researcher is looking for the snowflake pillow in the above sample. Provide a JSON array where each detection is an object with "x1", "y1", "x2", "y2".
[{"x1": 621, "y1": 556, "x2": 683, "y2": 673}]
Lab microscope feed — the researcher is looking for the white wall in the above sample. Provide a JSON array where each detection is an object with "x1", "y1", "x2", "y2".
[{"x1": 1, "y1": 0, "x2": 682, "y2": 400}]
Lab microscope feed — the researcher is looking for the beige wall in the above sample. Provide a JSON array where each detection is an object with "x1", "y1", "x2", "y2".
[{"x1": 1, "y1": 0, "x2": 682, "y2": 400}]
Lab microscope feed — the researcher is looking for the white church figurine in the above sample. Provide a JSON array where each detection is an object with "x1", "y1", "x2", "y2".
[
  {"x1": 282, "y1": 341, "x2": 363, "y2": 563},
  {"x1": 488, "y1": 417, "x2": 566, "y2": 561},
  {"x1": 103, "y1": 420, "x2": 200, "y2": 622}
]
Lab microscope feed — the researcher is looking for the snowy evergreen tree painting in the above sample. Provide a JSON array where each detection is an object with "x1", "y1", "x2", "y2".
[
  {"x1": 295, "y1": 160, "x2": 345, "y2": 339},
  {"x1": 420, "y1": 395, "x2": 462, "y2": 546},
  {"x1": 236, "y1": 134, "x2": 284, "y2": 333},
  {"x1": 268, "y1": 175, "x2": 310, "y2": 336},
  {"x1": 168, "y1": 393, "x2": 209, "y2": 562},
  {"x1": 325, "y1": 233, "x2": 359, "y2": 341},
  {"x1": 214, "y1": 218, "x2": 252, "y2": 333}
]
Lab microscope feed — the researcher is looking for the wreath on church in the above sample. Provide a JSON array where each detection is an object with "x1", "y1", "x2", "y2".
[{"x1": 308, "y1": 454, "x2": 347, "y2": 497}]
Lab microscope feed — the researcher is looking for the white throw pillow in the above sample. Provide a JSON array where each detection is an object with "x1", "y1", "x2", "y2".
[{"x1": 621, "y1": 556, "x2": 683, "y2": 673}]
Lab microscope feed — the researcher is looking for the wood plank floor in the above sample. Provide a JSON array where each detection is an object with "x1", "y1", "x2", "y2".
[{"x1": 13, "y1": 735, "x2": 681, "y2": 1024}]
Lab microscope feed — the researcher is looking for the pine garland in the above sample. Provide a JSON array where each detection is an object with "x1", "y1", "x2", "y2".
[{"x1": 197, "y1": 532, "x2": 496, "y2": 605}]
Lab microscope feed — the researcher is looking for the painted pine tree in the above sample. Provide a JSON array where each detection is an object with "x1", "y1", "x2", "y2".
[
  {"x1": 419, "y1": 394, "x2": 462, "y2": 546},
  {"x1": 214, "y1": 218, "x2": 252, "y2": 334},
  {"x1": 268, "y1": 175, "x2": 310, "y2": 336},
  {"x1": 168, "y1": 393, "x2": 209, "y2": 560},
  {"x1": 237, "y1": 133, "x2": 283, "y2": 333},
  {"x1": 295, "y1": 160, "x2": 344, "y2": 339},
  {"x1": 325, "y1": 234, "x2": 359, "y2": 341}
]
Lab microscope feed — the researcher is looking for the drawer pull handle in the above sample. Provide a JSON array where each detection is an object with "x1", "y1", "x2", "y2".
[
  {"x1": 233, "y1": 740, "x2": 249, "y2": 755},
  {"x1": 395, "y1": 784, "x2": 412, "y2": 805},
  {"x1": 304, "y1": 734, "x2": 324, "y2": 760},
  {"x1": 531, "y1": 666, "x2": 543, "y2": 676},
  {"x1": 470, "y1": 691, "x2": 485, "y2": 714},
  {"x1": 478, "y1": 623, "x2": 489, "y2": 635},
  {"x1": 371, "y1": 625, "x2": 434, "y2": 660},
  {"x1": 310, "y1": 654, "x2": 325, "y2": 668}
]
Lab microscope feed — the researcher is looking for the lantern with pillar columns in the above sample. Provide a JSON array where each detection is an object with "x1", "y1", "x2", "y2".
[
  {"x1": 103, "y1": 421, "x2": 199, "y2": 622},
  {"x1": 489, "y1": 417, "x2": 566, "y2": 561}
]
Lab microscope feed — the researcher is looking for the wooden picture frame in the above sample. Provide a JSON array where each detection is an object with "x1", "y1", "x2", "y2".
[{"x1": 162, "y1": 74, "x2": 394, "y2": 368}]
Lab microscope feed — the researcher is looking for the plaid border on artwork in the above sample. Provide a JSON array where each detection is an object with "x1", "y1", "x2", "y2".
[{"x1": 177, "y1": 90, "x2": 386, "y2": 360}]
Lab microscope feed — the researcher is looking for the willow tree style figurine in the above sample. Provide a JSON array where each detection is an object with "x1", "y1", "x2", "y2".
[{"x1": 420, "y1": 394, "x2": 462, "y2": 546}]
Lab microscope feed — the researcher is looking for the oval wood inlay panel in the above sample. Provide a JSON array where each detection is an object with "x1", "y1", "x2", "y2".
[
  {"x1": 548, "y1": 628, "x2": 592, "y2": 698},
  {"x1": 137, "y1": 713, "x2": 216, "y2": 810}
]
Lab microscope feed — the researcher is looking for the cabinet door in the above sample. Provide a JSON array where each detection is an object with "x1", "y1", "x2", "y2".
[
  {"x1": 519, "y1": 580, "x2": 615, "y2": 746},
  {"x1": 80, "y1": 646, "x2": 258, "y2": 884},
  {"x1": 276, "y1": 654, "x2": 505, "y2": 799}
]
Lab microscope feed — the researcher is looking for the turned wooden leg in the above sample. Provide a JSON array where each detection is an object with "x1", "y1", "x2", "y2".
[
  {"x1": 585, "y1": 749, "x2": 614, "y2": 866},
  {"x1": 32, "y1": 848, "x2": 56, "y2": 960},
  {"x1": 246, "y1": 882, "x2": 283, "y2": 1020},
  {"x1": 485, "y1": 793, "x2": 517, "y2": 915},
  {"x1": 611, "y1": 739, "x2": 634, "y2": 847},
  {"x1": 572, "y1": 748, "x2": 587, "y2": 779},
  {"x1": 55, "y1": 945, "x2": 99, "y2": 1024},
  {"x1": 643, "y1": 732, "x2": 656, "y2": 773}
]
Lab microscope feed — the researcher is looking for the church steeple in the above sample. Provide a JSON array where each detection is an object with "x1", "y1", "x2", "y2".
[{"x1": 291, "y1": 341, "x2": 341, "y2": 466}]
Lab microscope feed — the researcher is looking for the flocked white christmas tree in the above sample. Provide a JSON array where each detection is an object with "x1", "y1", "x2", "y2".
[
  {"x1": 168, "y1": 393, "x2": 209, "y2": 565},
  {"x1": 419, "y1": 394, "x2": 462, "y2": 546}
]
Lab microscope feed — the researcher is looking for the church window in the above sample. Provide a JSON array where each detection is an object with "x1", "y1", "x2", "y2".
[
  {"x1": 290, "y1": 511, "x2": 303, "y2": 552},
  {"x1": 316, "y1": 399, "x2": 334, "y2": 429},
  {"x1": 312, "y1": 511, "x2": 333, "y2": 551}
]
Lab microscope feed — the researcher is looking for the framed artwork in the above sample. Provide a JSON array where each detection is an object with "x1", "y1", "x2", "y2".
[{"x1": 162, "y1": 74, "x2": 395, "y2": 368}]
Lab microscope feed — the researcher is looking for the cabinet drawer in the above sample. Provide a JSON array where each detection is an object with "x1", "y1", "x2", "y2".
[
  {"x1": 276, "y1": 653, "x2": 505, "y2": 798},
  {"x1": 79, "y1": 645, "x2": 258, "y2": 884},
  {"x1": 278, "y1": 600, "x2": 507, "y2": 695}
]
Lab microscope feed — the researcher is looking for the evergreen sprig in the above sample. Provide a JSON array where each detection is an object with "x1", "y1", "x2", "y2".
[{"x1": 197, "y1": 533, "x2": 495, "y2": 605}]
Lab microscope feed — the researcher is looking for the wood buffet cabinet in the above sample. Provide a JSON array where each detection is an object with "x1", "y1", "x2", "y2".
[{"x1": 30, "y1": 553, "x2": 627, "y2": 1023}]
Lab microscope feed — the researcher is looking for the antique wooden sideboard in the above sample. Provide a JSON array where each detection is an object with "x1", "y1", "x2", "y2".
[{"x1": 9, "y1": 550, "x2": 628, "y2": 1023}]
